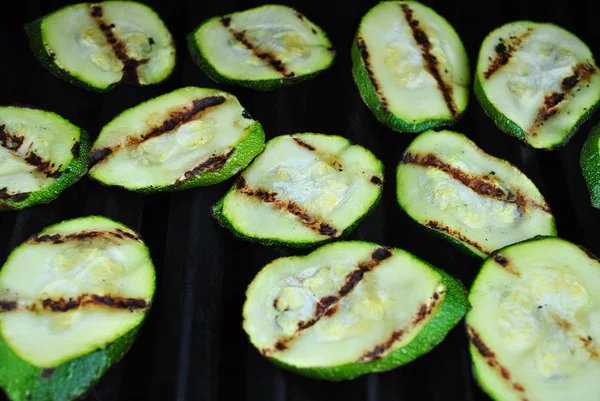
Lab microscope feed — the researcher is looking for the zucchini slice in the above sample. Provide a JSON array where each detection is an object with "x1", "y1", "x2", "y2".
[
  {"x1": 25, "y1": 1, "x2": 175, "y2": 92},
  {"x1": 212, "y1": 134, "x2": 383, "y2": 247},
  {"x1": 351, "y1": 1, "x2": 470, "y2": 133},
  {"x1": 0, "y1": 106, "x2": 89, "y2": 211},
  {"x1": 88, "y1": 87, "x2": 265, "y2": 193},
  {"x1": 396, "y1": 130, "x2": 556, "y2": 258},
  {"x1": 188, "y1": 5, "x2": 335, "y2": 90},
  {"x1": 243, "y1": 241, "x2": 468, "y2": 380},
  {"x1": 0, "y1": 216, "x2": 155, "y2": 401},
  {"x1": 581, "y1": 122, "x2": 600, "y2": 208},
  {"x1": 467, "y1": 237, "x2": 600, "y2": 401},
  {"x1": 475, "y1": 21, "x2": 600, "y2": 149}
]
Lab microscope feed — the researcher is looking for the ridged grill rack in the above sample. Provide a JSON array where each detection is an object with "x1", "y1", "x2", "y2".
[{"x1": 1, "y1": 0, "x2": 599, "y2": 400}]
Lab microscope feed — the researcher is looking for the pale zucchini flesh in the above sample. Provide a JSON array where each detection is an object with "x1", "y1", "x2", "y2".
[
  {"x1": 243, "y1": 241, "x2": 469, "y2": 380},
  {"x1": 188, "y1": 5, "x2": 335, "y2": 90},
  {"x1": 89, "y1": 87, "x2": 265, "y2": 193},
  {"x1": 0, "y1": 106, "x2": 89, "y2": 211},
  {"x1": 396, "y1": 130, "x2": 556, "y2": 257},
  {"x1": 475, "y1": 21, "x2": 600, "y2": 149},
  {"x1": 581, "y1": 122, "x2": 600, "y2": 208},
  {"x1": 0, "y1": 216, "x2": 155, "y2": 401},
  {"x1": 467, "y1": 237, "x2": 600, "y2": 401},
  {"x1": 352, "y1": 1, "x2": 470, "y2": 132},
  {"x1": 213, "y1": 134, "x2": 384, "y2": 247},
  {"x1": 26, "y1": 1, "x2": 175, "y2": 92}
]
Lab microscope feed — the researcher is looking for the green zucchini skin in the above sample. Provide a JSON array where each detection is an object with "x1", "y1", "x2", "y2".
[
  {"x1": 474, "y1": 74, "x2": 600, "y2": 151},
  {"x1": 24, "y1": 16, "x2": 111, "y2": 93},
  {"x1": 0, "y1": 327, "x2": 137, "y2": 401},
  {"x1": 0, "y1": 112, "x2": 90, "y2": 212},
  {"x1": 210, "y1": 184, "x2": 383, "y2": 248},
  {"x1": 187, "y1": 24, "x2": 333, "y2": 92},
  {"x1": 250, "y1": 243, "x2": 469, "y2": 380},
  {"x1": 351, "y1": 36, "x2": 458, "y2": 133},
  {"x1": 581, "y1": 122, "x2": 600, "y2": 208}
]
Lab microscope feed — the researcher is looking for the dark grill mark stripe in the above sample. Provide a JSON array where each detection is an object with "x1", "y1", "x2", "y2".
[
  {"x1": 88, "y1": 147, "x2": 114, "y2": 167},
  {"x1": 174, "y1": 149, "x2": 235, "y2": 185},
  {"x1": 71, "y1": 142, "x2": 80, "y2": 158},
  {"x1": 0, "y1": 187, "x2": 30, "y2": 204},
  {"x1": 483, "y1": 29, "x2": 533, "y2": 79},
  {"x1": 493, "y1": 254, "x2": 521, "y2": 276},
  {"x1": 90, "y1": 5, "x2": 149, "y2": 84},
  {"x1": 220, "y1": 17, "x2": 295, "y2": 78},
  {"x1": 467, "y1": 325, "x2": 528, "y2": 397},
  {"x1": 529, "y1": 63, "x2": 596, "y2": 136},
  {"x1": 1, "y1": 125, "x2": 62, "y2": 178},
  {"x1": 370, "y1": 175, "x2": 383, "y2": 185},
  {"x1": 235, "y1": 177, "x2": 339, "y2": 237},
  {"x1": 358, "y1": 289, "x2": 443, "y2": 362},
  {"x1": 263, "y1": 247, "x2": 393, "y2": 355},
  {"x1": 292, "y1": 137, "x2": 315, "y2": 151},
  {"x1": 357, "y1": 36, "x2": 389, "y2": 112},
  {"x1": 400, "y1": 4, "x2": 458, "y2": 119},
  {"x1": 27, "y1": 228, "x2": 141, "y2": 244},
  {"x1": 0, "y1": 294, "x2": 150, "y2": 313},
  {"x1": 401, "y1": 152, "x2": 552, "y2": 214},
  {"x1": 426, "y1": 220, "x2": 490, "y2": 254},
  {"x1": 0, "y1": 300, "x2": 17, "y2": 311}
]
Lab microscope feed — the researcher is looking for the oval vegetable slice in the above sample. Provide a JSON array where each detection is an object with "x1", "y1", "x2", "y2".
[
  {"x1": 467, "y1": 237, "x2": 600, "y2": 401},
  {"x1": 396, "y1": 130, "x2": 556, "y2": 258},
  {"x1": 243, "y1": 241, "x2": 468, "y2": 380},
  {"x1": 351, "y1": 1, "x2": 470, "y2": 133},
  {"x1": 0, "y1": 216, "x2": 155, "y2": 401},
  {"x1": 25, "y1": 1, "x2": 175, "y2": 92},
  {"x1": 0, "y1": 106, "x2": 89, "y2": 211},
  {"x1": 475, "y1": 21, "x2": 600, "y2": 149},
  {"x1": 88, "y1": 87, "x2": 265, "y2": 193},
  {"x1": 212, "y1": 134, "x2": 383, "y2": 247},
  {"x1": 188, "y1": 5, "x2": 335, "y2": 90},
  {"x1": 581, "y1": 122, "x2": 600, "y2": 208}
]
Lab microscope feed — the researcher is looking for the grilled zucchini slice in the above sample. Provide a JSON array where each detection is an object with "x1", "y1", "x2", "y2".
[
  {"x1": 0, "y1": 106, "x2": 89, "y2": 211},
  {"x1": 244, "y1": 241, "x2": 468, "y2": 380},
  {"x1": 188, "y1": 5, "x2": 335, "y2": 90},
  {"x1": 25, "y1": 1, "x2": 175, "y2": 92},
  {"x1": 581, "y1": 122, "x2": 600, "y2": 208},
  {"x1": 88, "y1": 87, "x2": 265, "y2": 193},
  {"x1": 396, "y1": 130, "x2": 556, "y2": 257},
  {"x1": 467, "y1": 237, "x2": 600, "y2": 401},
  {"x1": 351, "y1": 1, "x2": 470, "y2": 132},
  {"x1": 475, "y1": 21, "x2": 600, "y2": 149},
  {"x1": 0, "y1": 216, "x2": 155, "y2": 401},
  {"x1": 212, "y1": 134, "x2": 383, "y2": 247}
]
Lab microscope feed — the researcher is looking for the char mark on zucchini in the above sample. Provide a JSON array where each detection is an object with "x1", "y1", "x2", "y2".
[
  {"x1": 483, "y1": 29, "x2": 532, "y2": 79},
  {"x1": 235, "y1": 177, "x2": 339, "y2": 237},
  {"x1": 1, "y1": 125, "x2": 62, "y2": 178},
  {"x1": 529, "y1": 62, "x2": 596, "y2": 136},
  {"x1": 71, "y1": 141, "x2": 81, "y2": 158},
  {"x1": 89, "y1": 5, "x2": 149, "y2": 84},
  {"x1": 88, "y1": 147, "x2": 114, "y2": 167},
  {"x1": 401, "y1": 152, "x2": 551, "y2": 214},
  {"x1": 27, "y1": 229, "x2": 141, "y2": 244},
  {"x1": 492, "y1": 253, "x2": 521, "y2": 276},
  {"x1": 292, "y1": 137, "x2": 316, "y2": 151},
  {"x1": 425, "y1": 220, "x2": 489, "y2": 254},
  {"x1": 0, "y1": 188, "x2": 30, "y2": 203},
  {"x1": 0, "y1": 294, "x2": 150, "y2": 313},
  {"x1": 219, "y1": 16, "x2": 295, "y2": 78},
  {"x1": 467, "y1": 325, "x2": 529, "y2": 396},
  {"x1": 264, "y1": 248, "x2": 392, "y2": 355},
  {"x1": 400, "y1": 4, "x2": 458, "y2": 119},
  {"x1": 0, "y1": 124, "x2": 24, "y2": 150},
  {"x1": 0, "y1": 300, "x2": 17, "y2": 311},
  {"x1": 357, "y1": 36, "x2": 389, "y2": 112},
  {"x1": 175, "y1": 149, "x2": 235, "y2": 185},
  {"x1": 370, "y1": 175, "x2": 383, "y2": 185}
]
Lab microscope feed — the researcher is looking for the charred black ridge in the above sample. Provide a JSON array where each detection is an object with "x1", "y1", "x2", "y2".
[
  {"x1": 357, "y1": 36, "x2": 389, "y2": 112},
  {"x1": 0, "y1": 300, "x2": 17, "y2": 311},
  {"x1": 90, "y1": 5, "x2": 149, "y2": 84},
  {"x1": 1, "y1": 125, "x2": 61, "y2": 178},
  {"x1": 220, "y1": 17, "x2": 295, "y2": 78},
  {"x1": 88, "y1": 147, "x2": 113, "y2": 167},
  {"x1": 27, "y1": 228, "x2": 141, "y2": 244},
  {"x1": 174, "y1": 149, "x2": 235, "y2": 185},
  {"x1": 358, "y1": 330, "x2": 404, "y2": 362},
  {"x1": 292, "y1": 137, "x2": 316, "y2": 151},
  {"x1": 0, "y1": 187, "x2": 30, "y2": 203},
  {"x1": 483, "y1": 29, "x2": 532, "y2": 79},
  {"x1": 235, "y1": 177, "x2": 339, "y2": 237},
  {"x1": 370, "y1": 175, "x2": 383, "y2": 186},
  {"x1": 71, "y1": 141, "x2": 81, "y2": 158},
  {"x1": 400, "y1": 4, "x2": 458, "y2": 119},
  {"x1": 402, "y1": 152, "x2": 552, "y2": 214},
  {"x1": 425, "y1": 220, "x2": 489, "y2": 254},
  {"x1": 530, "y1": 62, "x2": 596, "y2": 136},
  {"x1": 264, "y1": 248, "x2": 393, "y2": 355},
  {"x1": 494, "y1": 254, "x2": 509, "y2": 266},
  {"x1": 41, "y1": 294, "x2": 149, "y2": 312}
]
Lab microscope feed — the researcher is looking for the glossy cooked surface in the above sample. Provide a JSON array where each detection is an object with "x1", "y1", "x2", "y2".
[{"x1": 1, "y1": 0, "x2": 599, "y2": 400}]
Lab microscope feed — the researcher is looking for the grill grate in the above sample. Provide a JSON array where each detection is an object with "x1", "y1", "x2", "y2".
[{"x1": 1, "y1": 0, "x2": 599, "y2": 400}]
